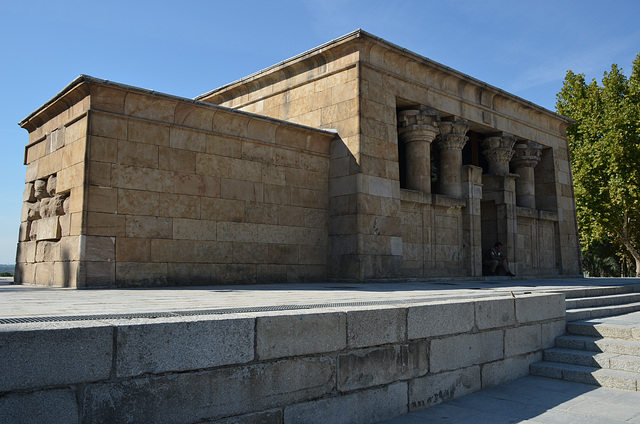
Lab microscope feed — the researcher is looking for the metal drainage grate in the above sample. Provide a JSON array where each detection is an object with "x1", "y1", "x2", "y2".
[
  {"x1": 0, "y1": 293, "x2": 511, "y2": 325},
  {"x1": 0, "y1": 297, "x2": 450, "y2": 325}
]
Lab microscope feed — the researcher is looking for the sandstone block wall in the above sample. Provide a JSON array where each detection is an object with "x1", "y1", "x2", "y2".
[
  {"x1": 199, "y1": 30, "x2": 581, "y2": 280},
  {"x1": 0, "y1": 293, "x2": 566, "y2": 423},
  {"x1": 201, "y1": 47, "x2": 376, "y2": 280},
  {"x1": 16, "y1": 84, "x2": 90, "y2": 286},
  {"x1": 16, "y1": 78, "x2": 335, "y2": 287},
  {"x1": 16, "y1": 30, "x2": 581, "y2": 286}
]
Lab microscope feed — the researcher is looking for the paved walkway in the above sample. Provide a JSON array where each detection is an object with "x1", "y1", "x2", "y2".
[
  {"x1": 1, "y1": 276, "x2": 639, "y2": 321},
  {"x1": 382, "y1": 374, "x2": 640, "y2": 423}
]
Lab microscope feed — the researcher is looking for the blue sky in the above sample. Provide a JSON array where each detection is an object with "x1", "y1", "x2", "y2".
[{"x1": 0, "y1": 0, "x2": 638, "y2": 264}]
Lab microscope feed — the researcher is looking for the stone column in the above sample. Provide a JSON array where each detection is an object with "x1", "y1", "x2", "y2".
[
  {"x1": 482, "y1": 135, "x2": 516, "y2": 175},
  {"x1": 437, "y1": 120, "x2": 469, "y2": 197},
  {"x1": 511, "y1": 141, "x2": 543, "y2": 209},
  {"x1": 397, "y1": 108, "x2": 440, "y2": 193},
  {"x1": 481, "y1": 135, "x2": 518, "y2": 273}
]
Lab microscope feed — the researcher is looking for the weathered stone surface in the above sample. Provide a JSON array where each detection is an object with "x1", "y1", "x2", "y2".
[
  {"x1": 347, "y1": 307, "x2": 406, "y2": 348},
  {"x1": 110, "y1": 164, "x2": 174, "y2": 193},
  {"x1": 505, "y1": 324, "x2": 542, "y2": 357},
  {"x1": 128, "y1": 118, "x2": 170, "y2": 147},
  {"x1": 35, "y1": 240, "x2": 60, "y2": 262},
  {"x1": 516, "y1": 294, "x2": 565, "y2": 323},
  {"x1": 542, "y1": 319, "x2": 566, "y2": 348},
  {"x1": 39, "y1": 197, "x2": 53, "y2": 217},
  {"x1": 23, "y1": 182, "x2": 36, "y2": 202},
  {"x1": 338, "y1": 342, "x2": 428, "y2": 392},
  {"x1": 15, "y1": 241, "x2": 36, "y2": 263},
  {"x1": 54, "y1": 260, "x2": 80, "y2": 287},
  {"x1": 81, "y1": 236, "x2": 115, "y2": 262},
  {"x1": 408, "y1": 366, "x2": 481, "y2": 410},
  {"x1": 90, "y1": 111, "x2": 127, "y2": 139},
  {"x1": 56, "y1": 162, "x2": 84, "y2": 192},
  {"x1": 83, "y1": 357, "x2": 335, "y2": 423},
  {"x1": 83, "y1": 261, "x2": 116, "y2": 287},
  {"x1": 23, "y1": 201, "x2": 40, "y2": 221},
  {"x1": 86, "y1": 211, "x2": 125, "y2": 236},
  {"x1": 47, "y1": 194, "x2": 66, "y2": 216},
  {"x1": 481, "y1": 351, "x2": 542, "y2": 388},
  {"x1": 34, "y1": 178, "x2": 47, "y2": 199},
  {"x1": 172, "y1": 218, "x2": 216, "y2": 241},
  {"x1": 408, "y1": 301, "x2": 475, "y2": 339},
  {"x1": 115, "y1": 262, "x2": 168, "y2": 286},
  {"x1": 114, "y1": 316, "x2": 254, "y2": 377},
  {"x1": 124, "y1": 92, "x2": 177, "y2": 122},
  {"x1": 159, "y1": 145, "x2": 196, "y2": 173},
  {"x1": 46, "y1": 174, "x2": 57, "y2": 196},
  {"x1": 174, "y1": 103, "x2": 215, "y2": 131},
  {"x1": 117, "y1": 139, "x2": 158, "y2": 168},
  {"x1": 18, "y1": 221, "x2": 30, "y2": 241},
  {"x1": 0, "y1": 322, "x2": 113, "y2": 392},
  {"x1": 125, "y1": 216, "x2": 172, "y2": 239},
  {"x1": 0, "y1": 388, "x2": 79, "y2": 424},
  {"x1": 284, "y1": 382, "x2": 407, "y2": 424},
  {"x1": 35, "y1": 216, "x2": 61, "y2": 241},
  {"x1": 116, "y1": 237, "x2": 150, "y2": 262},
  {"x1": 475, "y1": 297, "x2": 516, "y2": 330},
  {"x1": 430, "y1": 330, "x2": 503, "y2": 373},
  {"x1": 174, "y1": 172, "x2": 220, "y2": 197},
  {"x1": 170, "y1": 126, "x2": 208, "y2": 152},
  {"x1": 256, "y1": 312, "x2": 346, "y2": 360},
  {"x1": 26, "y1": 139, "x2": 46, "y2": 164}
]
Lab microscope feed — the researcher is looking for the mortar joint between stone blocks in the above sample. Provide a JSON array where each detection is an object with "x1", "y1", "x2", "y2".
[{"x1": 109, "y1": 325, "x2": 118, "y2": 381}]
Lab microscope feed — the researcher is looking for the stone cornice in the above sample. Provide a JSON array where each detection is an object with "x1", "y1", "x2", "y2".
[
  {"x1": 196, "y1": 29, "x2": 573, "y2": 129},
  {"x1": 196, "y1": 31, "x2": 364, "y2": 104},
  {"x1": 355, "y1": 32, "x2": 572, "y2": 126},
  {"x1": 19, "y1": 76, "x2": 91, "y2": 132},
  {"x1": 19, "y1": 75, "x2": 338, "y2": 142}
]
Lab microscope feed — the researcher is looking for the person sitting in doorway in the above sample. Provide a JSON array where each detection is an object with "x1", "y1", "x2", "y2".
[{"x1": 484, "y1": 242, "x2": 515, "y2": 277}]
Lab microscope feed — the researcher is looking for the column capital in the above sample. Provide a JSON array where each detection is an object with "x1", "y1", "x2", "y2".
[
  {"x1": 437, "y1": 119, "x2": 469, "y2": 150},
  {"x1": 511, "y1": 140, "x2": 543, "y2": 169},
  {"x1": 482, "y1": 135, "x2": 516, "y2": 175},
  {"x1": 397, "y1": 107, "x2": 440, "y2": 143}
]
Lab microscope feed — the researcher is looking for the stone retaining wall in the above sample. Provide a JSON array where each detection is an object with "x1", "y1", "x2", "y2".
[{"x1": 0, "y1": 293, "x2": 565, "y2": 423}]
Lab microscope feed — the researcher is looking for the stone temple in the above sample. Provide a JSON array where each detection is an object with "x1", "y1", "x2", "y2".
[{"x1": 15, "y1": 30, "x2": 581, "y2": 287}]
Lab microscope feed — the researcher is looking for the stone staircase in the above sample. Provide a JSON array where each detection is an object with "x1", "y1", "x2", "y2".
[
  {"x1": 564, "y1": 286, "x2": 640, "y2": 321},
  {"x1": 530, "y1": 285, "x2": 640, "y2": 390}
]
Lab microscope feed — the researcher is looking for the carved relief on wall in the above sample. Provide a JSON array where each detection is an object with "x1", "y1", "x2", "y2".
[{"x1": 21, "y1": 174, "x2": 70, "y2": 242}]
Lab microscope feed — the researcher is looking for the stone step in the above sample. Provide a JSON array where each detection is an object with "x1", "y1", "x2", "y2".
[
  {"x1": 566, "y1": 320, "x2": 640, "y2": 340},
  {"x1": 562, "y1": 285, "x2": 640, "y2": 300},
  {"x1": 566, "y1": 293, "x2": 640, "y2": 310},
  {"x1": 544, "y1": 348, "x2": 640, "y2": 372},
  {"x1": 530, "y1": 361, "x2": 640, "y2": 391},
  {"x1": 566, "y1": 301, "x2": 640, "y2": 321},
  {"x1": 555, "y1": 334, "x2": 640, "y2": 356}
]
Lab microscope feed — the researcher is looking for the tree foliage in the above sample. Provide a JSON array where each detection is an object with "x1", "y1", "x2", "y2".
[{"x1": 557, "y1": 53, "x2": 640, "y2": 276}]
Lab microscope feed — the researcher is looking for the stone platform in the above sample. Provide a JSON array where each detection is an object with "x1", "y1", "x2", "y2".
[{"x1": 2, "y1": 277, "x2": 640, "y2": 423}]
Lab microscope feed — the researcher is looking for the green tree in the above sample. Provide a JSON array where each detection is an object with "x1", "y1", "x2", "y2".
[{"x1": 556, "y1": 53, "x2": 640, "y2": 276}]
